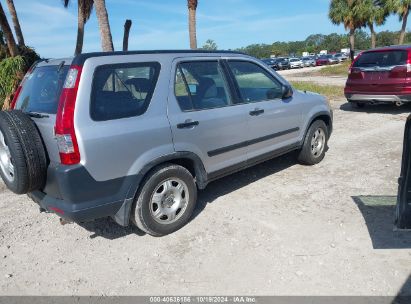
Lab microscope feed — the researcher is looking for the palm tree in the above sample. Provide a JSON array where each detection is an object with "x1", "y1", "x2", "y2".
[
  {"x1": 366, "y1": 0, "x2": 389, "y2": 48},
  {"x1": 329, "y1": 0, "x2": 370, "y2": 60},
  {"x1": 187, "y1": 0, "x2": 198, "y2": 49},
  {"x1": 5, "y1": 0, "x2": 24, "y2": 46},
  {"x1": 386, "y1": 0, "x2": 411, "y2": 44},
  {"x1": 94, "y1": 0, "x2": 114, "y2": 52},
  {"x1": 63, "y1": 0, "x2": 94, "y2": 55},
  {"x1": 0, "y1": 2, "x2": 18, "y2": 56},
  {"x1": 123, "y1": 19, "x2": 132, "y2": 51}
]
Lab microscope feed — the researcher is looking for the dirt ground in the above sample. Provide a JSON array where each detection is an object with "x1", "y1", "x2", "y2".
[
  {"x1": 278, "y1": 65, "x2": 347, "y2": 86},
  {"x1": 1, "y1": 82, "x2": 411, "y2": 295}
]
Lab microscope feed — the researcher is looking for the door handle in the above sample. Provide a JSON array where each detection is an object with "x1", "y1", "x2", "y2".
[
  {"x1": 249, "y1": 108, "x2": 264, "y2": 116},
  {"x1": 177, "y1": 119, "x2": 199, "y2": 129}
]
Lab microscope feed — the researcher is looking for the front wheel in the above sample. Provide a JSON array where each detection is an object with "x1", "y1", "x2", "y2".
[
  {"x1": 131, "y1": 164, "x2": 197, "y2": 236},
  {"x1": 298, "y1": 120, "x2": 329, "y2": 165}
]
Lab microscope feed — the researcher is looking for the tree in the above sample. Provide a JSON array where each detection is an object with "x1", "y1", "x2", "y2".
[
  {"x1": 0, "y1": 2, "x2": 18, "y2": 57},
  {"x1": 364, "y1": 0, "x2": 389, "y2": 48},
  {"x1": 123, "y1": 19, "x2": 132, "y2": 51},
  {"x1": 187, "y1": 0, "x2": 198, "y2": 49},
  {"x1": 202, "y1": 39, "x2": 217, "y2": 50},
  {"x1": 63, "y1": 0, "x2": 94, "y2": 55},
  {"x1": 5, "y1": 0, "x2": 24, "y2": 46},
  {"x1": 386, "y1": 0, "x2": 411, "y2": 44},
  {"x1": 94, "y1": 0, "x2": 114, "y2": 52},
  {"x1": 329, "y1": 0, "x2": 370, "y2": 60}
]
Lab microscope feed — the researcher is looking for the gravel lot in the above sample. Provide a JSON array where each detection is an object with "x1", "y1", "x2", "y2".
[
  {"x1": 278, "y1": 65, "x2": 347, "y2": 86},
  {"x1": 1, "y1": 91, "x2": 411, "y2": 295}
]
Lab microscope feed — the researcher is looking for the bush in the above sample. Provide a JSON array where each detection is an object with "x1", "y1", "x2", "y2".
[
  {"x1": 0, "y1": 46, "x2": 40, "y2": 109},
  {"x1": 0, "y1": 56, "x2": 26, "y2": 109}
]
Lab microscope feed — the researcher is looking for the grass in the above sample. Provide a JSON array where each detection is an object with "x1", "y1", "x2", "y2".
[
  {"x1": 290, "y1": 81, "x2": 344, "y2": 100},
  {"x1": 317, "y1": 61, "x2": 351, "y2": 77}
]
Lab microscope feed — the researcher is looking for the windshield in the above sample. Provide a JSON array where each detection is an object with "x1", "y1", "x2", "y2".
[
  {"x1": 353, "y1": 50, "x2": 407, "y2": 68},
  {"x1": 14, "y1": 65, "x2": 69, "y2": 114}
]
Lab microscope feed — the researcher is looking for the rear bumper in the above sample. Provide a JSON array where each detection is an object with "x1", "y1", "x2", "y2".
[
  {"x1": 28, "y1": 191, "x2": 124, "y2": 223},
  {"x1": 28, "y1": 163, "x2": 139, "y2": 225},
  {"x1": 345, "y1": 93, "x2": 411, "y2": 103}
]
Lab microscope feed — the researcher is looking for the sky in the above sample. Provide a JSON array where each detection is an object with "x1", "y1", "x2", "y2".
[{"x1": 2, "y1": 0, "x2": 408, "y2": 58}]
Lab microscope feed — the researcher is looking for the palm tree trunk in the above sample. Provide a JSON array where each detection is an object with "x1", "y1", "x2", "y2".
[
  {"x1": 349, "y1": 28, "x2": 355, "y2": 61},
  {"x1": 0, "y1": 3, "x2": 18, "y2": 56},
  {"x1": 75, "y1": 3, "x2": 85, "y2": 56},
  {"x1": 188, "y1": 7, "x2": 197, "y2": 49},
  {"x1": 94, "y1": 0, "x2": 114, "y2": 52},
  {"x1": 5, "y1": 0, "x2": 24, "y2": 46},
  {"x1": 399, "y1": 6, "x2": 410, "y2": 45},
  {"x1": 369, "y1": 23, "x2": 376, "y2": 48},
  {"x1": 123, "y1": 19, "x2": 132, "y2": 51}
]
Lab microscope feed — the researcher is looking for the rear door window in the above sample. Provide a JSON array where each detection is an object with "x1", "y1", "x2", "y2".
[
  {"x1": 15, "y1": 65, "x2": 69, "y2": 114},
  {"x1": 90, "y1": 62, "x2": 160, "y2": 121},
  {"x1": 354, "y1": 50, "x2": 407, "y2": 68},
  {"x1": 174, "y1": 61, "x2": 231, "y2": 111}
]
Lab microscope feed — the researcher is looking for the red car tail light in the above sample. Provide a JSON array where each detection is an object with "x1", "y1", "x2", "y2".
[{"x1": 55, "y1": 65, "x2": 82, "y2": 165}]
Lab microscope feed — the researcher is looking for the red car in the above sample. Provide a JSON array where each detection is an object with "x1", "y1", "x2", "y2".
[
  {"x1": 316, "y1": 56, "x2": 330, "y2": 66},
  {"x1": 345, "y1": 46, "x2": 411, "y2": 108}
]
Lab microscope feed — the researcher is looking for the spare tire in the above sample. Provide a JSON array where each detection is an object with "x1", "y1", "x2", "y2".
[{"x1": 0, "y1": 110, "x2": 47, "y2": 194}]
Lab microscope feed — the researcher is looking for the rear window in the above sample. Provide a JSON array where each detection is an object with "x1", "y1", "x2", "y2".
[
  {"x1": 354, "y1": 50, "x2": 407, "y2": 68},
  {"x1": 90, "y1": 62, "x2": 160, "y2": 121},
  {"x1": 15, "y1": 65, "x2": 69, "y2": 114}
]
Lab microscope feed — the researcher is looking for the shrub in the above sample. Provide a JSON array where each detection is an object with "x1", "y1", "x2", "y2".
[
  {"x1": 0, "y1": 56, "x2": 26, "y2": 109},
  {"x1": 0, "y1": 46, "x2": 40, "y2": 109}
]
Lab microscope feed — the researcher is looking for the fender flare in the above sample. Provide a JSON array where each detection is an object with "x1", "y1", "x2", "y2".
[
  {"x1": 301, "y1": 111, "x2": 333, "y2": 144},
  {"x1": 113, "y1": 151, "x2": 207, "y2": 226}
]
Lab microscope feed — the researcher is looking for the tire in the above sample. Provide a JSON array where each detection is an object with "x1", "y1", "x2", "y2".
[
  {"x1": 298, "y1": 120, "x2": 329, "y2": 166},
  {"x1": 0, "y1": 110, "x2": 47, "y2": 194},
  {"x1": 131, "y1": 163, "x2": 197, "y2": 236}
]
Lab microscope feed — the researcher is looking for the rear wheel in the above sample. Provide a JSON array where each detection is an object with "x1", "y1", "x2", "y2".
[
  {"x1": 0, "y1": 110, "x2": 47, "y2": 194},
  {"x1": 298, "y1": 120, "x2": 328, "y2": 165},
  {"x1": 131, "y1": 164, "x2": 197, "y2": 236}
]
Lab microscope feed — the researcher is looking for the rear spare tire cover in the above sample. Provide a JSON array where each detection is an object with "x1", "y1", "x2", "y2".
[{"x1": 0, "y1": 110, "x2": 47, "y2": 194}]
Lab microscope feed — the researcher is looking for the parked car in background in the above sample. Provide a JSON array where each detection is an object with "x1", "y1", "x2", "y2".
[
  {"x1": 302, "y1": 56, "x2": 316, "y2": 67},
  {"x1": 289, "y1": 57, "x2": 304, "y2": 69},
  {"x1": 327, "y1": 54, "x2": 339, "y2": 64},
  {"x1": 316, "y1": 54, "x2": 338, "y2": 66},
  {"x1": 277, "y1": 57, "x2": 290, "y2": 70},
  {"x1": 261, "y1": 58, "x2": 279, "y2": 70},
  {"x1": 316, "y1": 55, "x2": 330, "y2": 66},
  {"x1": 0, "y1": 50, "x2": 333, "y2": 236},
  {"x1": 334, "y1": 53, "x2": 348, "y2": 62},
  {"x1": 345, "y1": 46, "x2": 411, "y2": 108}
]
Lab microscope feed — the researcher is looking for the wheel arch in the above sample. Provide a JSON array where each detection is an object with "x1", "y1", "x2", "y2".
[
  {"x1": 303, "y1": 111, "x2": 333, "y2": 141},
  {"x1": 112, "y1": 151, "x2": 208, "y2": 226}
]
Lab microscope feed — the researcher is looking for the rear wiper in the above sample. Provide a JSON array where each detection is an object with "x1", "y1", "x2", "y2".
[{"x1": 27, "y1": 112, "x2": 49, "y2": 118}]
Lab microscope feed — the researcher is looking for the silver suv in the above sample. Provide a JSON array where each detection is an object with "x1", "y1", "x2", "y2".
[{"x1": 0, "y1": 51, "x2": 332, "y2": 236}]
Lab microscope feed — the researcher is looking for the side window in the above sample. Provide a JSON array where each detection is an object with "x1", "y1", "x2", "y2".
[
  {"x1": 174, "y1": 61, "x2": 231, "y2": 111},
  {"x1": 228, "y1": 61, "x2": 283, "y2": 103},
  {"x1": 91, "y1": 62, "x2": 160, "y2": 121}
]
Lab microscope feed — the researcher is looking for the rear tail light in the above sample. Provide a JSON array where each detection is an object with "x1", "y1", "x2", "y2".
[
  {"x1": 55, "y1": 65, "x2": 82, "y2": 165},
  {"x1": 406, "y1": 51, "x2": 411, "y2": 76}
]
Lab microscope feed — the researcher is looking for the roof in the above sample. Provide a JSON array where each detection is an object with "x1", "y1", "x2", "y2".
[
  {"x1": 364, "y1": 45, "x2": 411, "y2": 52},
  {"x1": 71, "y1": 50, "x2": 246, "y2": 65}
]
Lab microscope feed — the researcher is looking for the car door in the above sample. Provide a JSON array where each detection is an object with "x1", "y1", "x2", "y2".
[
  {"x1": 225, "y1": 59, "x2": 302, "y2": 162},
  {"x1": 167, "y1": 58, "x2": 249, "y2": 175}
]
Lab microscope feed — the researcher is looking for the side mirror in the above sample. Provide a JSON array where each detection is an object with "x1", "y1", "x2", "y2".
[{"x1": 282, "y1": 84, "x2": 293, "y2": 99}]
